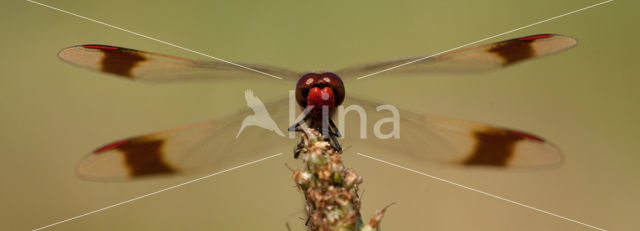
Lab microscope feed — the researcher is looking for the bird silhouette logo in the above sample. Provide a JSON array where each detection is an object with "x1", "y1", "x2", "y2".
[{"x1": 236, "y1": 90, "x2": 285, "y2": 138}]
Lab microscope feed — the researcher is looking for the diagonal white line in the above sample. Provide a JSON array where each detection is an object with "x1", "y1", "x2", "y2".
[
  {"x1": 26, "y1": 0, "x2": 284, "y2": 80},
  {"x1": 356, "y1": 0, "x2": 614, "y2": 80},
  {"x1": 31, "y1": 153, "x2": 283, "y2": 231},
  {"x1": 356, "y1": 152, "x2": 607, "y2": 231}
]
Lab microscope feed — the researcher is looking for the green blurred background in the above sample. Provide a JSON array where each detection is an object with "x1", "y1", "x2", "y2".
[{"x1": 1, "y1": 0, "x2": 637, "y2": 230}]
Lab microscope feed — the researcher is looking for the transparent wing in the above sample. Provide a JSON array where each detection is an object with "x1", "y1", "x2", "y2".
[
  {"x1": 335, "y1": 34, "x2": 577, "y2": 80},
  {"x1": 77, "y1": 97, "x2": 294, "y2": 181},
  {"x1": 58, "y1": 45, "x2": 301, "y2": 82},
  {"x1": 337, "y1": 96, "x2": 563, "y2": 167}
]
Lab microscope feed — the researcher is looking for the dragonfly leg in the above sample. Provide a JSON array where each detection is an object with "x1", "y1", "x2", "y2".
[
  {"x1": 327, "y1": 118, "x2": 343, "y2": 152},
  {"x1": 328, "y1": 132, "x2": 342, "y2": 152},
  {"x1": 294, "y1": 140, "x2": 305, "y2": 159},
  {"x1": 288, "y1": 119, "x2": 306, "y2": 132},
  {"x1": 329, "y1": 118, "x2": 342, "y2": 138},
  {"x1": 290, "y1": 119, "x2": 309, "y2": 159},
  {"x1": 289, "y1": 118, "x2": 342, "y2": 154}
]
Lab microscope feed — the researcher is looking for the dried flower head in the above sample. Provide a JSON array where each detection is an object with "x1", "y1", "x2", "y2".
[{"x1": 291, "y1": 128, "x2": 390, "y2": 231}]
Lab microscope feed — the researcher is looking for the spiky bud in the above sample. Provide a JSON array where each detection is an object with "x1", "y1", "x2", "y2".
[{"x1": 291, "y1": 128, "x2": 390, "y2": 231}]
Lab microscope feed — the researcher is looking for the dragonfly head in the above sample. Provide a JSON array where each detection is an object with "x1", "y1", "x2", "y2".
[{"x1": 295, "y1": 72, "x2": 345, "y2": 117}]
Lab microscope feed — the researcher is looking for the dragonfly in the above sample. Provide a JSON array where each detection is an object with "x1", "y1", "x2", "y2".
[{"x1": 58, "y1": 34, "x2": 576, "y2": 181}]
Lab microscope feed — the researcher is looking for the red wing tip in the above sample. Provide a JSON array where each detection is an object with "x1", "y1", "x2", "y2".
[
  {"x1": 510, "y1": 130, "x2": 545, "y2": 143},
  {"x1": 518, "y1": 34, "x2": 554, "y2": 41},
  {"x1": 93, "y1": 139, "x2": 129, "y2": 154},
  {"x1": 82, "y1": 45, "x2": 119, "y2": 50}
]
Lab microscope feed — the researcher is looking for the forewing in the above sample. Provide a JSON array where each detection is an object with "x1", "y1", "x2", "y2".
[
  {"x1": 335, "y1": 34, "x2": 577, "y2": 80},
  {"x1": 77, "y1": 97, "x2": 293, "y2": 181},
  {"x1": 58, "y1": 45, "x2": 301, "y2": 82},
  {"x1": 338, "y1": 96, "x2": 562, "y2": 167}
]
